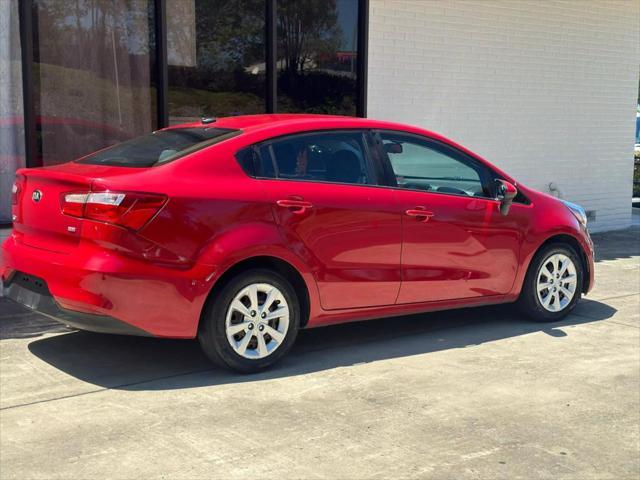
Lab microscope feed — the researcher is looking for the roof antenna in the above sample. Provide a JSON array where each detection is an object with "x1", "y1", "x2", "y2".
[{"x1": 201, "y1": 117, "x2": 216, "y2": 124}]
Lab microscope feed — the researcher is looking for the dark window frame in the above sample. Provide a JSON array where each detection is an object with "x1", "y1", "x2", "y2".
[{"x1": 236, "y1": 129, "x2": 382, "y2": 188}]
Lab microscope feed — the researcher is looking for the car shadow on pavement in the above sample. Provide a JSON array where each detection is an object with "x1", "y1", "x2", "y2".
[
  {"x1": 591, "y1": 226, "x2": 640, "y2": 262},
  {"x1": 0, "y1": 298, "x2": 69, "y2": 340},
  {"x1": 26, "y1": 299, "x2": 617, "y2": 392}
]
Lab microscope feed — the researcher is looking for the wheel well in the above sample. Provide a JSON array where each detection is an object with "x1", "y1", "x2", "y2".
[
  {"x1": 200, "y1": 256, "x2": 311, "y2": 330},
  {"x1": 534, "y1": 234, "x2": 590, "y2": 293}
]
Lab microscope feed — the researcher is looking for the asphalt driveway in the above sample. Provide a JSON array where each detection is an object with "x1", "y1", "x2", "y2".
[{"x1": 1, "y1": 228, "x2": 638, "y2": 479}]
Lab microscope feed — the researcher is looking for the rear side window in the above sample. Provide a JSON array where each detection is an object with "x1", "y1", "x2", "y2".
[
  {"x1": 255, "y1": 131, "x2": 373, "y2": 185},
  {"x1": 235, "y1": 145, "x2": 276, "y2": 178},
  {"x1": 77, "y1": 127, "x2": 240, "y2": 167}
]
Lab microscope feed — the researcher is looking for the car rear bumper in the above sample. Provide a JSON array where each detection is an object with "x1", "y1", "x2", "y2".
[
  {"x1": 1, "y1": 233, "x2": 216, "y2": 338},
  {"x1": 3, "y1": 272, "x2": 151, "y2": 336}
]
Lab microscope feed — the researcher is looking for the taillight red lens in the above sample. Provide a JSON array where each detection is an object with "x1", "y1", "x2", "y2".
[
  {"x1": 61, "y1": 191, "x2": 167, "y2": 230},
  {"x1": 61, "y1": 192, "x2": 89, "y2": 217}
]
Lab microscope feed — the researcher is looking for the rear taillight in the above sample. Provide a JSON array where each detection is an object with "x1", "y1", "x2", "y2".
[
  {"x1": 61, "y1": 193, "x2": 89, "y2": 217},
  {"x1": 11, "y1": 175, "x2": 25, "y2": 205},
  {"x1": 61, "y1": 191, "x2": 167, "y2": 230}
]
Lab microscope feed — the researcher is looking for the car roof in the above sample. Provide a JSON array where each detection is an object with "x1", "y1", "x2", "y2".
[
  {"x1": 163, "y1": 114, "x2": 425, "y2": 135},
  {"x1": 162, "y1": 114, "x2": 517, "y2": 183}
]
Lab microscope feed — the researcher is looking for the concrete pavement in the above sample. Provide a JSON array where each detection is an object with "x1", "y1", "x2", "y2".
[{"x1": 1, "y1": 228, "x2": 638, "y2": 479}]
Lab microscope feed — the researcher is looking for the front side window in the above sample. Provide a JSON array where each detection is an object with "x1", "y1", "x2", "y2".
[
  {"x1": 78, "y1": 127, "x2": 239, "y2": 167},
  {"x1": 259, "y1": 131, "x2": 373, "y2": 185},
  {"x1": 380, "y1": 133, "x2": 491, "y2": 198}
]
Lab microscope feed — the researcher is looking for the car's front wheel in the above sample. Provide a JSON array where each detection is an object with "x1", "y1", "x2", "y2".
[
  {"x1": 198, "y1": 269, "x2": 300, "y2": 373},
  {"x1": 518, "y1": 243, "x2": 583, "y2": 322}
]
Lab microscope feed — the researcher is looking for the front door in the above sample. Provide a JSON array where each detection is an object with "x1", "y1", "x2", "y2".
[
  {"x1": 377, "y1": 131, "x2": 523, "y2": 304},
  {"x1": 257, "y1": 130, "x2": 402, "y2": 310}
]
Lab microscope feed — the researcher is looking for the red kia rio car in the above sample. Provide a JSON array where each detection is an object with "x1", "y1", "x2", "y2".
[{"x1": 1, "y1": 114, "x2": 594, "y2": 373}]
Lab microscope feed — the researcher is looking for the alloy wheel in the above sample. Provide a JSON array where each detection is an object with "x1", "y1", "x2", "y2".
[
  {"x1": 225, "y1": 283, "x2": 290, "y2": 359},
  {"x1": 536, "y1": 253, "x2": 578, "y2": 313}
]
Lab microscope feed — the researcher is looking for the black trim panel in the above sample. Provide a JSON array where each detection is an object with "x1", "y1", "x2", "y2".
[
  {"x1": 154, "y1": 0, "x2": 169, "y2": 128},
  {"x1": 18, "y1": 0, "x2": 38, "y2": 168},
  {"x1": 3, "y1": 272, "x2": 152, "y2": 337},
  {"x1": 356, "y1": 0, "x2": 369, "y2": 117},
  {"x1": 265, "y1": 0, "x2": 277, "y2": 113}
]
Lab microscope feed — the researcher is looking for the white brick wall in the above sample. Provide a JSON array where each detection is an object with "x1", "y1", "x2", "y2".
[{"x1": 368, "y1": 0, "x2": 639, "y2": 232}]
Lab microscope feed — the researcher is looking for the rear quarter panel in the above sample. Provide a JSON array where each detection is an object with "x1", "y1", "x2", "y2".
[{"x1": 108, "y1": 136, "x2": 324, "y2": 331}]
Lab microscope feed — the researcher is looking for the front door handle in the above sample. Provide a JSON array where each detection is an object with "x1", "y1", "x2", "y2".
[
  {"x1": 276, "y1": 199, "x2": 314, "y2": 213},
  {"x1": 405, "y1": 208, "x2": 434, "y2": 222}
]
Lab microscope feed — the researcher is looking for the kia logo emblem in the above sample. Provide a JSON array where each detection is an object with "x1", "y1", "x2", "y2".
[{"x1": 32, "y1": 190, "x2": 43, "y2": 202}]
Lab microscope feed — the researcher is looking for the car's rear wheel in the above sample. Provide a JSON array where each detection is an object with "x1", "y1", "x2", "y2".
[
  {"x1": 518, "y1": 243, "x2": 583, "y2": 322},
  {"x1": 198, "y1": 269, "x2": 300, "y2": 373}
]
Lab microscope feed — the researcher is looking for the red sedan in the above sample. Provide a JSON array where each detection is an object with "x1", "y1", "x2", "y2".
[{"x1": 1, "y1": 115, "x2": 594, "y2": 372}]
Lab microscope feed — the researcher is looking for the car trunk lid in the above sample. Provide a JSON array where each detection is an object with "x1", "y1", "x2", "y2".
[{"x1": 12, "y1": 165, "x2": 137, "y2": 254}]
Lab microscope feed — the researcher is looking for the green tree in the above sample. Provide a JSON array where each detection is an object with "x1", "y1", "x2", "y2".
[{"x1": 278, "y1": 0, "x2": 342, "y2": 75}]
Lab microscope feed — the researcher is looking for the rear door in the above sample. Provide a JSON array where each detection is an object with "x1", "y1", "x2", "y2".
[
  {"x1": 256, "y1": 130, "x2": 402, "y2": 310},
  {"x1": 375, "y1": 130, "x2": 522, "y2": 304}
]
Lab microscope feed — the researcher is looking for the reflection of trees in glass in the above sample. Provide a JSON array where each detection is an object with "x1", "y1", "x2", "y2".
[
  {"x1": 35, "y1": 0, "x2": 151, "y2": 76},
  {"x1": 167, "y1": 0, "x2": 266, "y2": 119},
  {"x1": 278, "y1": 0, "x2": 342, "y2": 76},
  {"x1": 277, "y1": 0, "x2": 357, "y2": 115},
  {"x1": 169, "y1": 0, "x2": 264, "y2": 72},
  {"x1": 32, "y1": 0, "x2": 155, "y2": 164}
]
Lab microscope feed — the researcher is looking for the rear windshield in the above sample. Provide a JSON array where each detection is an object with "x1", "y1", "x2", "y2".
[{"x1": 77, "y1": 127, "x2": 240, "y2": 167}]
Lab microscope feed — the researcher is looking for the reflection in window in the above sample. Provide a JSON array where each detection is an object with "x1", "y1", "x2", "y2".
[
  {"x1": 78, "y1": 128, "x2": 238, "y2": 167},
  {"x1": 381, "y1": 134, "x2": 489, "y2": 198},
  {"x1": 33, "y1": 0, "x2": 157, "y2": 166},
  {"x1": 167, "y1": 0, "x2": 266, "y2": 123},
  {"x1": 264, "y1": 131, "x2": 370, "y2": 185},
  {"x1": 277, "y1": 0, "x2": 358, "y2": 115},
  {"x1": 0, "y1": 0, "x2": 25, "y2": 223}
]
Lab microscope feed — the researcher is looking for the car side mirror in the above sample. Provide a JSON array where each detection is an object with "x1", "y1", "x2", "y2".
[{"x1": 495, "y1": 179, "x2": 517, "y2": 216}]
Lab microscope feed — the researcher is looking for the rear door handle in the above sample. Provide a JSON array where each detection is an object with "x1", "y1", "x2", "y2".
[
  {"x1": 405, "y1": 208, "x2": 434, "y2": 222},
  {"x1": 276, "y1": 199, "x2": 314, "y2": 213}
]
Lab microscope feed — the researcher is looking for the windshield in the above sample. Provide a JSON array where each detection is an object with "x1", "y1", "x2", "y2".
[{"x1": 77, "y1": 127, "x2": 240, "y2": 167}]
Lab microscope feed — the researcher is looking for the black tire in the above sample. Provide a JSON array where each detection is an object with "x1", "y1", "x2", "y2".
[
  {"x1": 198, "y1": 269, "x2": 300, "y2": 373},
  {"x1": 517, "y1": 243, "x2": 584, "y2": 322}
]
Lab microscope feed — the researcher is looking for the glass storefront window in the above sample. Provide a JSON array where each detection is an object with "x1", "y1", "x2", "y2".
[
  {"x1": 277, "y1": 0, "x2": 358, "y2": 115},
  {"x1": 0, "y1": 0, "x2": 26, "y2": 223},
  {"x1": 5, "y1": 0, "x2": 364, "y2": 224},
  {"x1": 167, "y1": 0, "x2": 266, "y2": 124},
  {"x1": 33, "y1": 0, "x2": 157, "y2": 166}
]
